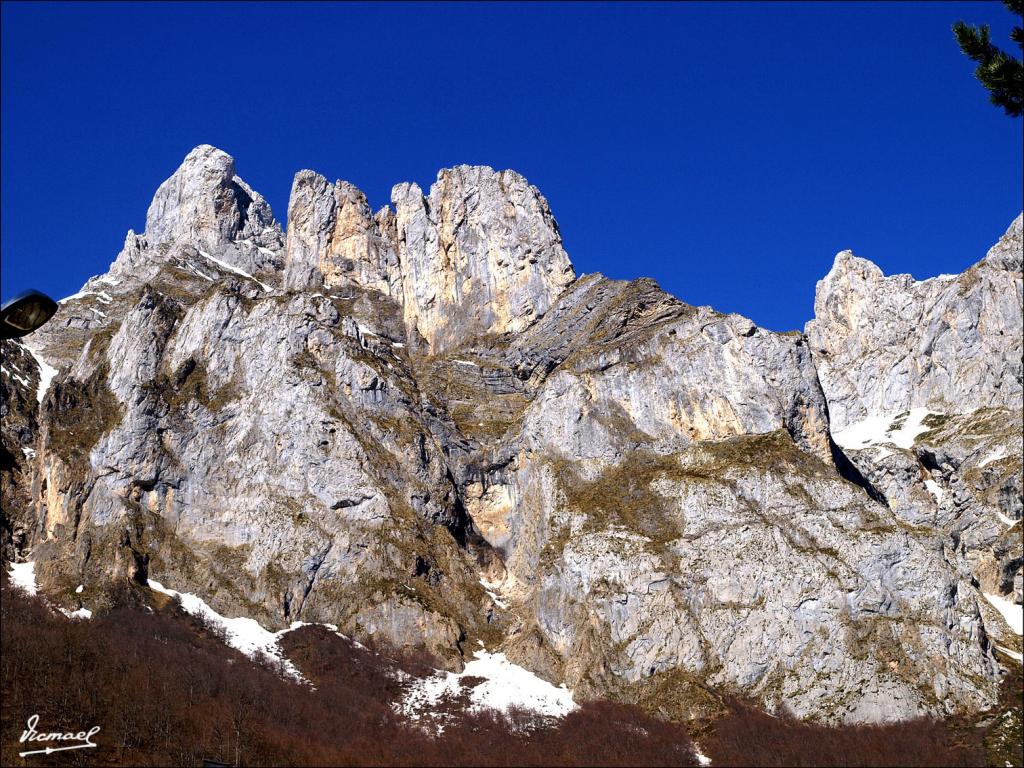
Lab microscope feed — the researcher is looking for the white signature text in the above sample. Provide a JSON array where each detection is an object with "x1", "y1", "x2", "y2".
[{"x1": 19, "y1": 714, "x2": 100, "y2": 757}]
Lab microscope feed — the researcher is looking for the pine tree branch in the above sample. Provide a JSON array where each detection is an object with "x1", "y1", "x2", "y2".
[{"x1": 953, "y1": 7, "x2": 1024, "y2": 117}]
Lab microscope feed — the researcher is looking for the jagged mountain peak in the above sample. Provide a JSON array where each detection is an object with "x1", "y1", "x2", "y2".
[
  {"x1": 45, "y1": 149, "x2": 582, "y2": 359},
  {"x1": 820, "y1": 212, "x2": 1022, "y2": 294},
  {"x1": 144, "y1": 144, "x2": 282, "y2": 261},
  {"x1": 807, "y1": 213, "x2": 1023, "y2": 432},
  {"x1": 285, "y1": 159, "x2": 576, "y2": 351},
  {"x1": 391, "y1": 162, "x2": 575, "y2": 350},
  {"x1": 821, "y1": 249, "x2": 885, "y2": 284}
]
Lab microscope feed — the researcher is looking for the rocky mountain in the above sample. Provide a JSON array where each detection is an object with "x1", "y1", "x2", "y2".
[{"x1": 2, "y1": 145, "x2": 1021, "y2": 726}]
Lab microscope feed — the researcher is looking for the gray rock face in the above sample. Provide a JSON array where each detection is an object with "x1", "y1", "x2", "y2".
[
  {"x1": 806, "y1": 215, "x2": 1023, "y2": 433},
  {"x1": 805, "y1": 215, "x2": 1022, "y2": 656},
  {"x1": 26, "y1": 146, "x2": 289, "y2": 374},
  {"x1": 282, "y1": 164, "x2": 576, "y2": 353},
  {"x1": 1, "y1": 340, "x2": 42, "y2": 562},
  {"x1": 139, "y1": 144, "x2": 285, "y2": 278},
  {"x1": 444, "y1": 274, "x2": 1000, "y2": 723},
  {"x1": 283, "y1": 171, "x2": 400, "y2": 296},
  {"x1": 392, "y1": 166, "x2": 576, "y2": 352},
  {"x1": 6, "y1": 145, "x2": 1021, "y2": 725},
  {"x1": 838, "y1": 408, "x2": 1022, "y2": 610}
]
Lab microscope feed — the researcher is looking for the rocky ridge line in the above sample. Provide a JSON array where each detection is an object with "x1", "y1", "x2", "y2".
[{"x1": 1, "y1": 146, "x2": 1020, "y2": 725}]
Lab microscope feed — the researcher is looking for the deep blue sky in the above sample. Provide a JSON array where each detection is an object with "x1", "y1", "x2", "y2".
[{"x1": 2, "y1": 2, "x2": 1021, "y2": 331}]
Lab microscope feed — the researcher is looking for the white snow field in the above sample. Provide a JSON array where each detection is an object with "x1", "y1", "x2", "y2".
[
  {"x1": 148, "y1": 578, "x2": 308, "y2": 681},
  {"x1": 831, "y1": 407, "x2": 938, "y2": 451},
  {"x1": 399, "y1": 646, "x2": 577, "y2": 725},
  {"x1": 7, "y1": 560, "x2": 37, "y2": 595},
  {"x1": 983, "y1": 591, "x2": 1023, "y2": 636},
  {"x1": 24, "y1": 344, "x2": 58, "y2": 404}
]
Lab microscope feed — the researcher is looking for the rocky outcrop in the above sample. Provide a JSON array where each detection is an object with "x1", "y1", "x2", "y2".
[
  {"x1": 437, "y1": 273, "x2": 1000, "y2": 722},
  {"x1": 6, "y1": 145, "x2": 1021, "y2": 725},
  {"x1": 27, "y1": 279, "x2": 487, "y2": 662},
  {"x1": 25, "y1": 146, "x2": 289, "y2": 373},
  {"x1": 282, "y1": 165, "x2": 575, "y2": 353},
  {"x1": 1, "y1": 340, "x2": 43, "y2": 562},
  {"x1": 392, "y1": 166, "x2": 576, "y2": 352},
  {"x1": 137, "y1": 144, "x2": 284, "y2": 278},
  {"x1": 806, "y1": 217, "x2": 1023, "y2": 657},
  {"x1": 806, "y1": 215, "x2": 1023, "y2": 433},
  {"x1": 283, "y1": 171, "x2": 400, "y2": 296}
]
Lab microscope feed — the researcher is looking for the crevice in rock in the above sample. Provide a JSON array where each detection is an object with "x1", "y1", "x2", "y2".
[
  {"x1": 808, "y1": 357, "x2": 889, "y2": 506},
  {"x1": 446, "y1": 492, "x2": 472, "y2": 548},
  {"x1": 121, "y1": 526, "x2": 150, "y2": 585},
  {"x1": 298, "y1": 543, "x2": 332, "y2": 616},
  {"x1": 230, "y1": 180, "x2": 254, "y2": 231},
  {"x1": 413, "y1": 555, "x2": 431, "y2": 578},
  {"x1": 330, "y1": 495, "x2": 373, "y2": 510},
  {"x1": 829, "y1": 437, "x2": 888, "y2": 505}
]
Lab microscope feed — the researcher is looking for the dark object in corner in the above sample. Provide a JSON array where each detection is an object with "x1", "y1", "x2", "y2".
[{"x1": 0, "y1": 289, "x2": 58, "y2": 339}]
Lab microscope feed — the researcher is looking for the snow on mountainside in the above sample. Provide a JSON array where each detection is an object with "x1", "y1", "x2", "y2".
[
  {"x1": 5, "y1": 557, "x2": 580, "y2": 727},
  {"x1": 399, "y1": 646, "x2": 577, "y2": 727},
  {"x1": 7, "y1": 560, "x2": 37, "y2": 595},
  {"x1": 147, "y1": 576, "x2": 579, "y2": 722}
]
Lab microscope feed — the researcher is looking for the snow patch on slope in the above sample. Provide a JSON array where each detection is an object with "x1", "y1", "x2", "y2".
[
  {"x1": 996, "y1": 510, "x2": 1020, "y2": 528},
  {"x1": 832, "y1": 407, "x2": 938, "y2": 451},
  {"x1": 24, "y1": 344, "x2": 58, "y2": 404},
  {"x1": 978, "y1": 446, "x2": 1008, "y2": 468},
  {"x1": 8, "y1": 560, "x2": 90, "y2": 619},
  {"x1": 400, "y1": 648, "x2": 577, "y2": 726},
  {"x1": 198, "y1": 250, "x2": 271, "y2": 292},
  {"x1": 60, "y1": 607, "x2": 93, "y2": 620},
  {"x1": 148, "y1": 579, "x2": 306, "y2": 680},
  {"x1": 59, "y1": 288, "x2": 113, "y2": 305},
  {"x1": 984, "y1": 592, "x2": 1023, "y2": 635},
  {"x1": 994, "y1": 645, "x2": 1023, "y2": 664},
  {"x1": 1, "y1": 365, "x2": 30, "y2": 388},
  {"x1": 7, "y1": 561, "x2": 37, "y2": 595},
  {"x1": 923, "y1": 478, "x2": 944, "y2": 503},
  {"x1": 480, "y1": 578, "x2": 510, "y2": 609}
]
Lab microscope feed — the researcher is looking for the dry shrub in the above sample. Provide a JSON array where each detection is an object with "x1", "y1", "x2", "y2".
[
  {"x1": 4, "y1": 577, "x2": 994, "y2": 768},
  {"x1": 703, "y1": 696, "x2": 987, "y2": 767},
  {"x1": 0, "y1": 581, "x2": 697, "y2": 766}
]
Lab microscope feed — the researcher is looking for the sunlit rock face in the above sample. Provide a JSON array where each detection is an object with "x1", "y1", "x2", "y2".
[
  {"x1": 140, "y1": 144, "x2": 285, "y2": 278},
  {"x1": 390, "y1": 165, "x2": 576, "y2": 352},
  {"x1": 283, "y1": 171, "x2": 401, "y2": 297},
  {"x1": 284, "y1": 163, "x2": 576, "y2": 353},
  {"x1": 805, "y1": 214, "x2": 1023, "y2": 656},
  {"x1": 3, "y1": 145, "x2": 1021, "y2": 724},
  {"x1": 806, "y1": 214, "x2": 1022, "y2": 434}
]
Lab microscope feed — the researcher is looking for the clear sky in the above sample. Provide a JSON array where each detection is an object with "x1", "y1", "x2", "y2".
[{"x1": 2, "y1": 1, "x2": 1021, "y2": 331}]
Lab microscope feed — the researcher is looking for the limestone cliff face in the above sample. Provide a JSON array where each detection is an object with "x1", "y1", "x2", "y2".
[
  {"x1": 804, "y1": 216, "x2": 1023, "y2": 658},
  {"x1": 4, "y1": 145, "x2": 1021, "y2": 725},
  {"x1": 432, "y1": 274, "x2": 1001, "y2": 723},
  {"x1": 282, "y1": 164, "x2": 575, "y2": 353},
  {"x1": 806, "y1": 215, "x2": 1023, "y2": 433},
  {"x1": 1, "y1": 340, "x2": 42, "y2": 562},
  {"x1": 139, "y1": 144, "x2": 284, "y2": 278},
  {"x1": 283, "y1": 171, "x2": 401, "y2": 297},
  {"x1": 391, "y1": 166, "x2": 575, "y2": 352}
]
